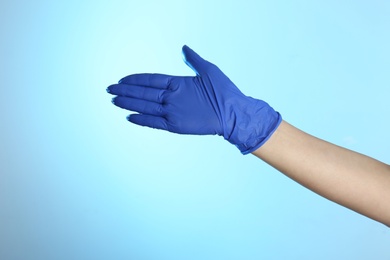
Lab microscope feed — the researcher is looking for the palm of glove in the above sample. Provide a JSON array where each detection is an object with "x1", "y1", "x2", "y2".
[{"x1": 158, "y1": 75, "x2": 225, "y2": 135}]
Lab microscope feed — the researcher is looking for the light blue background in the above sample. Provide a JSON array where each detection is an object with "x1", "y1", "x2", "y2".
[{"x1": 1, "y1": 0, "x2": 389, "y2": 259}]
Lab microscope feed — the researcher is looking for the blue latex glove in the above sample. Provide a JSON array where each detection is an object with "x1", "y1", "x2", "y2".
[{"x1": 107, "y1": 45, "x2": 281, "y2": 154}]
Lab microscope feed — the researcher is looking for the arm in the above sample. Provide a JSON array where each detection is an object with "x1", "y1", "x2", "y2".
[
  {"x1": 253, "y1": 120, "x2": 390, "y2": 226},
  {"x1": 108, "y1": 45, "x2": 390, "y2": 227}
]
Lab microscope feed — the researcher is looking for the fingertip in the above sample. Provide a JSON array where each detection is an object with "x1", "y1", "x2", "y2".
[
  {"x1": 127, "y1": 113, "x2": 142, "y2": 125},
  {"x1": 127, "y1": 114, "x2": 141, "y2": 124},
  {"x1": 182, "y1": 44, "x2": 193, "y2": 60},
  {"x1": 107, "y1": 84, "x2": 116, "y2": 93},
  {"x1": 182, "y1": 44, "x2": 190, "y2": 53}
]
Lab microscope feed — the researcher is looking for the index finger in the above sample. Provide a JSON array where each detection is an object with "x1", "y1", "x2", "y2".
[{"x1": 119, "y1": 73, "x2": 172, "y2": 89}]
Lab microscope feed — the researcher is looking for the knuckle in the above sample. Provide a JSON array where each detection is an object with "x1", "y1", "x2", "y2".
[{"x1": 155, "y1": 104, "x2": 164, "y2": 115}]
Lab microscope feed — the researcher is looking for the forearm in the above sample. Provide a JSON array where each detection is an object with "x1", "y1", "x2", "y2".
[{"x1": 253, "y1": 120, "x2": 390, "y2": 226}]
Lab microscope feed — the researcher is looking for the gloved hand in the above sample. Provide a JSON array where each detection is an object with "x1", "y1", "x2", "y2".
[{"x1": 107, "y1": 45, "x2": 281, "y2": 154}]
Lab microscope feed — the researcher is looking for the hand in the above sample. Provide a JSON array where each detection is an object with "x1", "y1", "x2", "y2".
[{"x1": 107, "y1": 45, "x2": 281, "y2": 154}]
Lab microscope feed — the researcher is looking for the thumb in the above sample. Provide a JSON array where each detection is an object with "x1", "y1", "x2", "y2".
[{"x1": 182, "y1": 45, "x2": 211, "y2": 76}]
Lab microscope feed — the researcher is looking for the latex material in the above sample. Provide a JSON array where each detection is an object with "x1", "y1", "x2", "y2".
[{"x1": 107, "y1": 45, "x2": 282, "y2": 154}]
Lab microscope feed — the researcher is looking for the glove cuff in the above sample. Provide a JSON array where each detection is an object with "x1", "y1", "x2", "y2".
[
  {"x1": 224, "y1": 99, "x2": 282, "y2": 154},
  {"x1": 236, "y1": 112, "x2": 282, "y2": 154}
]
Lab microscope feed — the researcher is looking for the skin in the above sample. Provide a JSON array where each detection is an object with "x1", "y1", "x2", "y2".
[{"x1": 252, "y1": 120, "x2": 390, "y2": 227}]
